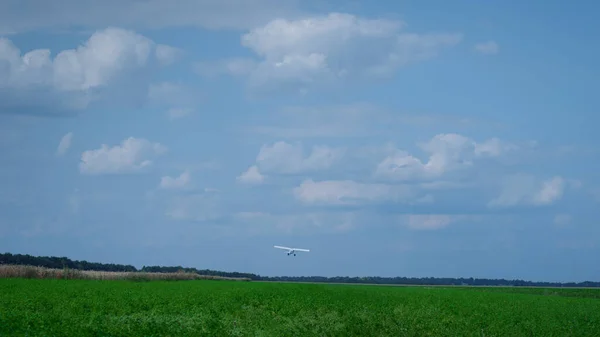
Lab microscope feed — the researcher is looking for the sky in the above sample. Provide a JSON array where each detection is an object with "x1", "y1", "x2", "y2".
[{"x1": 0, "y1": 0, "x2": 599, "y2": 283}]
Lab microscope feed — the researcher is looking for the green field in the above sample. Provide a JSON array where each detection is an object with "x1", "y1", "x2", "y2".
[{"x1": 1, "y1": 279, "x2": 599, "y2": 336}]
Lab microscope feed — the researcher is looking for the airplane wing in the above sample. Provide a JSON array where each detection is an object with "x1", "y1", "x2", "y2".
[
  {"x1": 274, "y1": 245, "x2": 292, "y2": 250},
  {"x1": 293, "y1": 248, "x2": 310, "y2": 252}
]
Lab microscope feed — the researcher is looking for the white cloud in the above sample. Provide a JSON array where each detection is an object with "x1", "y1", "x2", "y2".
[
  {"x1": 293, "y1": 179, "x2": 413, "y2": 205},
  {"x1": 159, "y1": 170, "x2": 191, "y2": 190},
  {"x1": 0, "y1": 0, "x2": 299, "y2": 34},
  {"x1": 79, "y1": 137, "x2": 167, "y2": 175},
  {"x1": 489, "y1": 174, "x2": 566, "y2": 207},
  {"x1": 255, "y1": 141, "x2": 344, "y2": 174},
  {"x1": 236, "y1": 165, "x2": 265, "y2": 185},
  {"x1": 56, "y1": 132, "x2": 73, "y2": 156},
  {"x1": 214, "y1": 13, "x2": 461, "y2": 91},
  {"x1": 375, "y1": 133, "x2": 515, "y2": 182},
  {"x1": 533, "y1": 176, "x2": 566, "y2": 205},
  {"x1": 474, "y1": 138, "x2": 517, "y2": 157},
  {"x1": 1, "y1": 28, "x2": 147, "y2": 91},
  {"x1": 0, "y1": 27, "x2": 178, "y2": 115},
  {"x1": 474, "y1": 41, "x2": 499, "y2": 55},
  {"x1": 53, "y1": 28, "x2": 155, "y2": 91}
]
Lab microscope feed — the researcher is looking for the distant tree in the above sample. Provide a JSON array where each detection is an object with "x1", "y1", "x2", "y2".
[{"x1": 2, "y1": 252, "x2": 599, "y2": 287}]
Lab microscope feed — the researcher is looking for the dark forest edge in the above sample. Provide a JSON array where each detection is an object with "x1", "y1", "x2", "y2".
[{"x1": 1, "y1": 252, "x2": 598, "y2": 287}]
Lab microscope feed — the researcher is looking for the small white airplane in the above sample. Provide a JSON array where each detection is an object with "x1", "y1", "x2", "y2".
[{"x1": 274, "y1": 245, "x2": 310, "y2": 256}]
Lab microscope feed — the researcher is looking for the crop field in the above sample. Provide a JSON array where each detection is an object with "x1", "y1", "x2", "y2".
[{"x1": 1, "y1": 279, "x2": 599, "y2": 336}]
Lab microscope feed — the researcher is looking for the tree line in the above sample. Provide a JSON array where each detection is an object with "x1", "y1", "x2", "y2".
[
  {"x1": 0, "y1": 252, "x2": 137, "y2": 272},
  {"x1": 2, "y1": 252, "x2": 598, "y2": 287}
]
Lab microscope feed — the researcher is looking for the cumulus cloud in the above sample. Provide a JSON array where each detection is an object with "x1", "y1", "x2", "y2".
[
  {"x1": 56, "y1": 132, "x2": 73, "y2": 156},
  {"x1": 375, "y1": 133, "x2": 515, "y2": 182},
  {"x1": 474, "y1": 138, "x2": 516, "y2": 157},
  {"x1": 534, "y1": 176, "x2": 567, "y2": 205},
  {"x1": 236, "y1": 165, "x2": 265, "y2": 185},
  {"x1": 293, "y1": 179, "x2": 413, "y2": 205},
  {"x1": 204, "y1": 13, "x2": 461, "y2": 92},
  {"x1": 79, "y1": 137, "x2": 167, "y2": 175},
  {"x1": 488, "y1": 174, "x2": 566, "y2": 207},
  {"x1": 253, "y1": 141, "x2": 345, "y2": 174},
  {"x1": 0, "y1": 0, "x2": 298, "y2": 34},
  {"x1": 0, "y1": 27, "x2": 178, "y2": 116},
  {"x1": 159, "y1": 171, "x2": 191, "y2": 189},
  {"x1": 474, "y1": 41, "x2": 499, "y2": 55}
]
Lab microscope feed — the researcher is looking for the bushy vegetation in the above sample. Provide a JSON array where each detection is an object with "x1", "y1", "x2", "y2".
[
  {"x1": 3, "y1": 252, "x2": 599, "y2": 287},
  {"x1": 0, "y1": 265, "x2": 251, "y2": 281},
  {"x1": 0, "y1": 252, "x2": 258, "y2": 280},
  {"x1": 1, "y1": 278, "x2": 599, "y2": 336},
  {"x1": 0, "y1": 252, "x2": 137, "y2": 272}
]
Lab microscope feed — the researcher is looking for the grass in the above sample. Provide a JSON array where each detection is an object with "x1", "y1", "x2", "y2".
[
  {"x1": 0, "y1": 264, "x2": 251, "y2": 281},
  {"x1": 1, "y1": 278, "x2": 600, "y2": 336}
]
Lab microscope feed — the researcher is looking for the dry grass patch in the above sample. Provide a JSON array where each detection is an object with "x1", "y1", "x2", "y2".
[{"x1": 0, "y1": 265, "x2": 251, "y2": 282}]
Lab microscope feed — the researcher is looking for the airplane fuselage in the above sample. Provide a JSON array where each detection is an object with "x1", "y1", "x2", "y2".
[{"x1": 274, "y1": 245, "x2": 308, "y2": 256}]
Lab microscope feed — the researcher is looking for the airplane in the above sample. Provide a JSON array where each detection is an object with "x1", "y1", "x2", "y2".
[{"x1": 274, "y1": 245, "x2": 310, "y2": 256}]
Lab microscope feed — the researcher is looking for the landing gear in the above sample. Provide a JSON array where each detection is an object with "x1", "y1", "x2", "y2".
[{"x1": 294, "y1": 254, "x2": 296, "y2": 256}]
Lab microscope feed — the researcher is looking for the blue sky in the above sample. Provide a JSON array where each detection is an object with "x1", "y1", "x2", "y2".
[{"x1": 1, "y1": 0, "x2": 599, "y2": 282}]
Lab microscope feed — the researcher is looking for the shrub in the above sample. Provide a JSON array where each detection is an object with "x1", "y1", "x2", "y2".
[{"x1": 0, "y1": 265, "x2": 251, "y2": 282}]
